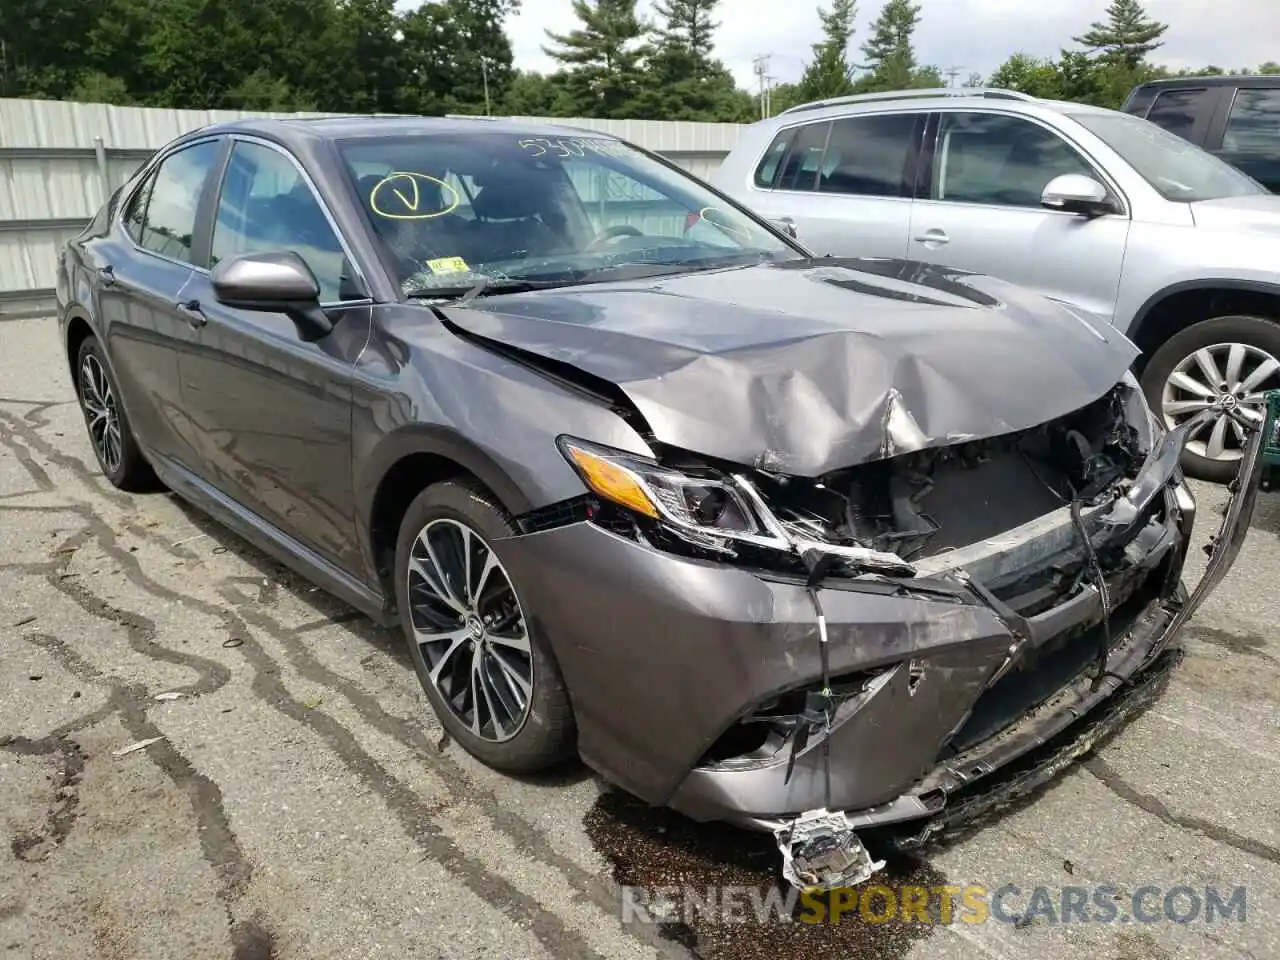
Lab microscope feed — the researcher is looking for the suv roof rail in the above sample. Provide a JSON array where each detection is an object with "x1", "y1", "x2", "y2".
[{"x1": 778, "y1": 87, "x2": 1037, "y2": 116}]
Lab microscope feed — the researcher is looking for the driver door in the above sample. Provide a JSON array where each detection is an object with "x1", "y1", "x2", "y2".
[
  {"x1": 177, "y1": 138, "x2": 373, "y2": 575},
  {"x1": 908, "y1": 111, "x2": 1132, "y2": 323}
]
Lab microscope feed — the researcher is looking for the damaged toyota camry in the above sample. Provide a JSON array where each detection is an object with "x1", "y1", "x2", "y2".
[{"x1": 57, "y1": 117, "x2": 1264, "y2": 890}]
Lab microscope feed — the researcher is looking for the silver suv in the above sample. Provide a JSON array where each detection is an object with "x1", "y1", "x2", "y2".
[{"x1": 713, "y1": 88, "x2": 1280, "y2": 482}]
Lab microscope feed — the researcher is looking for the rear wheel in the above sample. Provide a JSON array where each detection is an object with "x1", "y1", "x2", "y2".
[
  {"x1": 74, "y1": 336, "x2": 155, "y2": 491},
  {"x1": 1140, "y1": 315, "x2": 1280, "y2": 483},
  {"x1": 393, "y1": 480, "x2": 575, "y2": 773}
]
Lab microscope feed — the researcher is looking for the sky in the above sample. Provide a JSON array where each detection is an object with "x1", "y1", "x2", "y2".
[{"x1": 502, "y1": 0, "x2": 1280, "y2": 89}]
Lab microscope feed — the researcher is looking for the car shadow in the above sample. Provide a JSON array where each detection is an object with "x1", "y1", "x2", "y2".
[{"x1": 164, "y1": 493, "x2": 594, "y2": 791}]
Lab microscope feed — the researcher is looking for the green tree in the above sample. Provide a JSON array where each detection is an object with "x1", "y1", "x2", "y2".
[
  {"x1": 543, "y1": 0, "x2": 648, "y2": 118},
  {"x1": 796, "y1": 0, "x2": 857, "y2": 103},
  {"x1": 1074, "y1": 0, "x2": 1167, "y2": 70},
  {"x1": 1260, "y1": 62, "x2": 1280, "y2": 75},
  {"x1": 631, "y1": 0, "x2": 749, "y2": 120},
  {"x1": 859, "y1": 0, "x2": 923, "y2": 91},
  {"x1": 398, "y1": 0, "x2": 519, "y2": 115}
]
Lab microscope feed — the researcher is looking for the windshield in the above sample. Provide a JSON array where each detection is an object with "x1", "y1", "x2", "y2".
[
  {"x1": 1070, "y1": 111, "x2": 1264, "y2": 202},
  {"x1": 337, "y1": 131, "x2": 800, "y2": 297}
]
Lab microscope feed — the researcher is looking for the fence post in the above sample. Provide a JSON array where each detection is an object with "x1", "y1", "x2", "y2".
[{"x1": 93, "y1": 136, "x2": 109, "y2": 198}]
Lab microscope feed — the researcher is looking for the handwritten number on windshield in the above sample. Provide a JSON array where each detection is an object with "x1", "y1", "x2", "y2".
[{"x1": 518, "y1": 137, "x2": 626, "y2": 159}]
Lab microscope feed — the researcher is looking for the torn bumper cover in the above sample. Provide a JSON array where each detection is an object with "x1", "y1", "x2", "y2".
[{"x1": 495, "y1": 414, "x2": 1264, "y2": 882}]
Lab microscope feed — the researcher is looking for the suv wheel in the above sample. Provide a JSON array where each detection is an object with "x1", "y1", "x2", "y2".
[
  {"x1": 393, "y1": 480, "x2": 575, "y2": 772},
  {"x1": 1141, "y1": 315, "x2": 1280, "y2": 483}
]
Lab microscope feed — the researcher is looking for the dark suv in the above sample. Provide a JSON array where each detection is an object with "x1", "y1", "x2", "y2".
[{"x1": 1124, "y1": 76, "x2": 1280, "y2": 192}]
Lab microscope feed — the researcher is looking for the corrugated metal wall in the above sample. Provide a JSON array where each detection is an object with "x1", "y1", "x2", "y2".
[{"x1": 0, "y1": 98, "x2": 745, "y2": 318}]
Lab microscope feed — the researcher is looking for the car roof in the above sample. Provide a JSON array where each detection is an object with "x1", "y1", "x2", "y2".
[
  {"x1": 189, "y1": 114, "x2": 621, "y2": 146},
  {"x1": 1133, "y1": 75, "x2": 1280, "y2": 90}
]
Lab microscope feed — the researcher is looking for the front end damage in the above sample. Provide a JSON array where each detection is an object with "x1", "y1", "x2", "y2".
[{"x1": 498, "y1": 374, "x2": 1264, "y2": 892}]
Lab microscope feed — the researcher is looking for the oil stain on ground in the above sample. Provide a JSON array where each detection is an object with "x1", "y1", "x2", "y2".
[{"x1": 585, "y1": 789, "x2": 948, "y2": 960}]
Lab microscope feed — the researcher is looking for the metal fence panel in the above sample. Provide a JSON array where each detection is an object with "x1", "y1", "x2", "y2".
[{"x1": 0, "y1": 97, "x2": 746, "y2": 316}]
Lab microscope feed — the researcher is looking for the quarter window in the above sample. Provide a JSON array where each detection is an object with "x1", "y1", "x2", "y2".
[
  {"x1": 753, "y1": 129, "x2": 794, "y2": 188},
  {"x1": 1145, "y1": 88, "x2": 1213, "y2": 142},
  {"x1": 211, "y1": 141, "x2": 354, "y2": 303},
  {"x1": 931, "y1": 113, "x2": 1096, "y2": 209},
  {"x1": 134, "y1": 140, "x2": 221, "y2": 264},
  {"x1": 1222, "y1": 88, "x2": 1280, "y2": 155},
  {"x1": 818, "y1": 114, "x2": 919, "y2": 197}
]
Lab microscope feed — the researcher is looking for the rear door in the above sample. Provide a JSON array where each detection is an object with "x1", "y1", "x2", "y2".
[
  {"x1": 93, "y1": 138, "x2": 225, "y2": 468},
  {"x1": 1139, "y1": 86, "x2": 1226, "y2": 147},
  {"x1": 740, "y1": 112, "x2": 924, "y2": 259},
  {"x1": 907, "y1": 111, "x2": 1131, "y2": 323},
  {"x1": 176, "y1": 137, "x2": 373, "y2": 574},
  {"x1": 1210, "y1": 87, "x2": 1280, "y2": 192}
]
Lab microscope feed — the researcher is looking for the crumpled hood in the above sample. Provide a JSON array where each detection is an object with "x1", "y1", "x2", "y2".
[
  {"x1": 1191, "y1": 194, "x2": 1280, "y2": 236},
  {"x1": 441, "y1": 258, "x2": 1138, "y2": 476}
]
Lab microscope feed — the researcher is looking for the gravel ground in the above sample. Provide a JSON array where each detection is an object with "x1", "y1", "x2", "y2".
[{"x1": 1, "y1": 315, "x2": 1278, "y2": 960}]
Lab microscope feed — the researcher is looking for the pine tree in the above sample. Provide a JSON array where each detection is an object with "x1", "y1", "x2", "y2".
[
  {"x1": 634, "y1": 0, "x2": 748, "y2": 121},
  {"x1": 1074, "y1": 0, "x2": 1168, "y2": 71},
  {"x1": 796, "y1": 0, "x2": 857, "y2": 103},
  {"x1": 543, "y1": 0, "x2": 647, "y2": 117},
  {"x1": 860, "y1": 0, "x2": 920, "y2": 91},
  {"x1": 652, "y1": 0, "x2": 718, "y2": 73}
]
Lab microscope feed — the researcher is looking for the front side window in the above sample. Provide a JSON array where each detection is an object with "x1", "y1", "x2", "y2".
[
  {"x1": 1145, "y1": 88, "x2": 1214, "y2": 142},
  {"x1": 135, "y1": 140, "x2": 221, "y2": 263},
  {"x1": 1071, "y1": 111, "x2": 1263, "y2": 202},
  {"x1": 1222, "y1": 88, "x2": 1280, "y2": 155},
  {"x1": 819, "y1": 114, "x2": 919, "y2": 197},
  {"x1": 338, "y1": 132, "x2": 799, "y2": 296},
  {"x1": 931, "y1": 113, "x2": 1097, "y2": 209},
  {"x1": 211, "y1": 141, "x2": 353, "y2": 303}
]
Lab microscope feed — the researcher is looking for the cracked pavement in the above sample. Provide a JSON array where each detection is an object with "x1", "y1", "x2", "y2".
[{"x1": 1, "y1": 316, "x2": 1278, "y2": 960}]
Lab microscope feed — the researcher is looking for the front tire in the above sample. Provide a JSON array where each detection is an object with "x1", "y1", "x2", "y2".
[
  {"x1": 1140, "y1": 315, "x2": 1280, "y2": 483},
  {"x1": 393, "y1": 480, "x2": 575, "y2": 773},
  {"x1": 74, "y1": 335, "x2": 155, "y2": 491}
]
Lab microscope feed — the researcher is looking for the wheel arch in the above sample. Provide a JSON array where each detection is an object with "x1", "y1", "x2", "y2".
[
  {"x1": 1128, "y1": 279, "x2": 1280, "y2": 370},
  {"x1": 63, "y1": 310, "x2": 96, "y2": 385},
  {"x1": 359, "y1": 427, "x2": 537, "y2": 608}
]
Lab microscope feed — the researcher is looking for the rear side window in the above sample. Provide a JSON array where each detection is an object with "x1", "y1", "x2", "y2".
[
  {"x1": 819, "y1": 114, "x2": 919, "y2": 197},
  {"x1": 775, "y1": 122, "x2": 831, "y2": 192},
  {"x1": 753, "y1": 129, "x2": 794, "y2": 188},
  {"x1": 135, "y1": 140, "x2": 221, "y2": 264},
  {"x1": 1222, "y1": 88, "x2": 1280, "y2": 155},
  {"x1": 1145, "y1": 89, "x2": 1213, "y2": 142}
]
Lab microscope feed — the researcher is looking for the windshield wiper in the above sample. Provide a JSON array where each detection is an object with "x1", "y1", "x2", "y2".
[{"x1": 404, "y1": 276, "x2": 571, "y2": 302}]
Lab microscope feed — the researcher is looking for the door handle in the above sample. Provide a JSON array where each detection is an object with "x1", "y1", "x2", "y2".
[
  {"x1": 177, "y1": 298, "x2": 207, "y2": 328},
  {"x1": 913, "y1": 229, "x2": 950, "y2": 247},
  {"x1": 98, "y1": 265, "x2": 116, "y2": 286}
]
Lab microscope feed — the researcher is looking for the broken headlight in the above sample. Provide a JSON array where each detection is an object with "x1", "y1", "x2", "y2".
[
  {"x1": 557, "y1": 437, "x2": 769, "y2": 540},
  {"x1": 557, "y1": 437, "x2": 916, "y2": 575}
]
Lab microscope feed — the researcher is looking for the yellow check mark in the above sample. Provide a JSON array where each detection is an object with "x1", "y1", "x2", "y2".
[{"x1": 390, "y1": 175, "x2": 420, "y2": 211}]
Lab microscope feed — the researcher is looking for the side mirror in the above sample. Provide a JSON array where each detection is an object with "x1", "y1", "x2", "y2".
[
  {"x1": 1040, "y1": 174, "x2": 1118, "y2": 218},
  {"x1": 210, "y1": 251, "x2": 333, "y2": 342},
  {"x1": 768, "y1": 217, "x2": 799, "y2": 239}
]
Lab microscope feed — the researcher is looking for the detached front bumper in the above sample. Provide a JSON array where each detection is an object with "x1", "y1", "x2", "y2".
[{"x1": 495, "y1": 418, "x2": 1264, "y2": 832}]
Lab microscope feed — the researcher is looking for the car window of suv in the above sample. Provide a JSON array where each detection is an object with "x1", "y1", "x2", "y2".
[
  {"x1": 818, "y1": 114, "x2": 919, "y2": 197},
  {"x1": 211, "y1": 140, "x2": 354, "y2": 303},
  {"x1": 775, "y1": 121, "x2": 831, "y2": 191},
  {"x1": 133, "y1": 140, "x2": 221, "y2": 264},
  {"x1": 931, "y1": 113, "x2": 1095, "y2": 209},
  {"x1": 1070, "y1": 111, "x2": 1262, "y2": 202},
  {"x1": 1145, "y1": 88, "x2": 1213, "y2": 142},
  {"x1": 1222, "y1": 88, "x2": 1280, "y2": 154}
]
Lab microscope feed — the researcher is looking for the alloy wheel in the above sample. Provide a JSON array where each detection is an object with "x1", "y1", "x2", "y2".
[
  {"x1": 406, "y1": 518, "x2": 534, "y2": 743},
  {"x1": 1161, "y1": 342, "x2": 1280, "y2": 464},
  {"x1": 80, "y1": 353, "x2": 123, "y2": 475}
]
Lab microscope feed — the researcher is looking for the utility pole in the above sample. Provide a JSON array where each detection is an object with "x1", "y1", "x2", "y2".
[
  {"x1": 752, "y1": 55, "x2": 771, "y2": 120},
  {"x1": 481, "y1": 58, "x2": 491, "y2": 116},
  {"x1": 945, "y1": 65, "x2": 964, "y2": 88}
]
